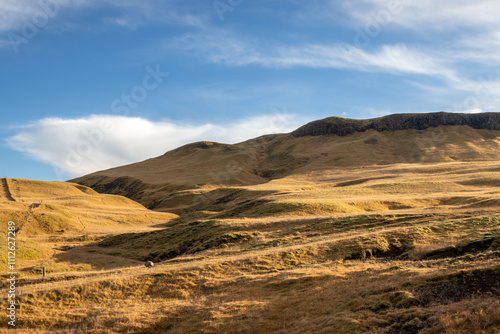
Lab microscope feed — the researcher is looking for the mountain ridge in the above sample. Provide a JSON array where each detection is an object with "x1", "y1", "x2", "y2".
[
  {"x1": 291, "y1": 112, "x2": 500, "y2": 137},
  {"x1": 71, "y1": 112, "x2": 500, "y2": 212}
]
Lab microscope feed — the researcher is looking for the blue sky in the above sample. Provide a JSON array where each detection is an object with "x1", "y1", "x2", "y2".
[{"x1": 1, "y1": 0, "x2": 499, "y2": 181}]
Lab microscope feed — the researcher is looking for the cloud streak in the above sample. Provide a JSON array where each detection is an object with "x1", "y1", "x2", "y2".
[
  {"x1": 173, "y1": 32, "x2": 455, "y2": 79},
  {"x1": 342, "y1": 0, "x2": 500, "y2": 31},
  {"x1": 7, "y1": 114, "x2": 307, "y2": 179},
  {"x1": 0, "y1": 0, "x2": 91, "y2": 33},
  {"x1": 0, "y1": 0, "x2": 205, "y2": 50},
  {"x1": 167, "y1": 0, "x2": 498, "y2": 111}
]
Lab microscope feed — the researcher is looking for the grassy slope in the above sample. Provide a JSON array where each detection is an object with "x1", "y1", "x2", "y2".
[
  {"x1": 72, "y1": 126, "x2": 500, "y2": 212},
  {"x1": 0, "y1": 178, "x2": 177, "y2": 273},
  {"x1": 3, "y1": 160, "x2": 500, "y2": 333}
]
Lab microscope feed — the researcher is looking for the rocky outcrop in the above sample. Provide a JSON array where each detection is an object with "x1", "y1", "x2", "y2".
[{"x1": 291, "y1": 112, "x2": 500, "y2": 137}]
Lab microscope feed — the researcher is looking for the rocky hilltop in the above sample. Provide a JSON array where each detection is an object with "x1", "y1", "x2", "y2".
[{"x1": 292, "y1": 112, "x2": 500, "y2": 137}]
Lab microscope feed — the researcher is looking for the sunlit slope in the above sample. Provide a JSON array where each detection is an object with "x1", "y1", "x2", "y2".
[
  {"x1": 73, "y1": 125, "x2": 500, "y2": 213},
  {"x1": 231, "y1": 161, "x2": 500, "y2": 217},
  {"x1": 0, "y1": 178, "x2": 177, "y2": 235},
  {"x1": 73, "y1": 111, "x2": 500, "y2": 193},
  {"x1": 11, "y1": 195, "x2": 500, "y2": 333},
  {"x1": 75, "y1": 159, "x2": 500, "y2": 266}
]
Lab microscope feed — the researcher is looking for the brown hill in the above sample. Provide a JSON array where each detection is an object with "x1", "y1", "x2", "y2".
[{"x1": 71, "y1": 112, "x2": 500, "y2": 212}]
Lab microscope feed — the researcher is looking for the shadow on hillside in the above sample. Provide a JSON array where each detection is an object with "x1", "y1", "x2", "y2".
[
  {"x1": 134, "y1": 263, "x2": 500, "y2": 334},
  {"x1": 52, "y1": 242, "x2": 144, "y2": 271}
]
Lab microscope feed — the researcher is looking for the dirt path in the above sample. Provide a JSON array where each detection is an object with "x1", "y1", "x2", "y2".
[
  {"x1": 0, "y1": 178, "x2": 15, "y2": 201},
  {"x1": 19, "y1": 217, "x2": 435, "y2": 294}
]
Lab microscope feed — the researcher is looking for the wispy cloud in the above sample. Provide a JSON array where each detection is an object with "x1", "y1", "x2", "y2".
[
  {"x1": 292, "y1": 1, "x2": 500, "y2": 66},
  {"x1": 173, "y1": 31, "x2": 455, "y2": 79},
  {"x1": 0, "y1": 0, "x2": 90, "y2": 33},
  {"x1": 99, "y1": 0, "x2": 207, "y2": 29},
  {"x1": 297, "y1": 0, "x2": 500, "y2": 35},
  {"x1": 7, "y1": 114, "x2": 306, "y2": 178},
  {"x1": 0, "y1": 0, "x2": 206, "y2": 48},
  {"x1": 342, "y1": 0, "x2": 500, "y2": 31}
]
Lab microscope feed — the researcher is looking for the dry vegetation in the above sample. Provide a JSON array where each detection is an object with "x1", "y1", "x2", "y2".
[
  {"x1": 72, "y1": 125, "x2": 500, "y2": 211},
  {"x1": 2, "y1": 160, "x2": 500, "y2": 333},
  {"x1": 2, "y1": 124, "x2": 500, "y2": 333},
  {"x1": 0, "y1": 178, "x2": 176, "y2": 273}
]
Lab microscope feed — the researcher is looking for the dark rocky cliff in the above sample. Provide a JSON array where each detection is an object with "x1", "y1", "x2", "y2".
[{"x1": 291, "y1": 112, "x2": 500, "y2": 137}]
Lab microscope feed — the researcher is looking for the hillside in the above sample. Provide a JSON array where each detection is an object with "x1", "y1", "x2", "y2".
[
  {"x1": 3, "y1": 113, "x2": 500, "y2": 333},
  {"x1": 9, "y1": 167, "x2": 500, "y2": 333},
  {"x1": 72, "y1": 112, "x2": 500, "y2": 214},
  {"x1": 0, "y1": 178, "x2": 177, "y2": 271}
]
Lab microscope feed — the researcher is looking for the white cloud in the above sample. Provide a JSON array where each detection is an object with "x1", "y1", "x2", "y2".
[
  {"x1": 173, "y1": 32, "x2": 455, "y2": 79},
  {"x1": 461, "y1": 108, "x2": 484, "y2": 114},
  {"x1": 7, "y1": 114, "x2": 306, "y2": 179}
]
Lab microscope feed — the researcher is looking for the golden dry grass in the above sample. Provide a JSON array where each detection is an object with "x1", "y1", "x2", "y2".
[
  {"x1": 73, "y1": 126, "x2": 500, "y2": 189},
  {"x1": 6, "y1": 230, "x2": 500, "y2": 333},
  {"x1": 0, "y1": 178, "x2": 177, "y2": 272},
  {"x1": 1, "y1": 158, "x2": 500, "y2": 333}
]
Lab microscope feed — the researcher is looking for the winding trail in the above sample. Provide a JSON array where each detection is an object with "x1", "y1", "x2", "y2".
[{"x1": 19, "y1": 217, "x2": 441, "y2": 295}]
